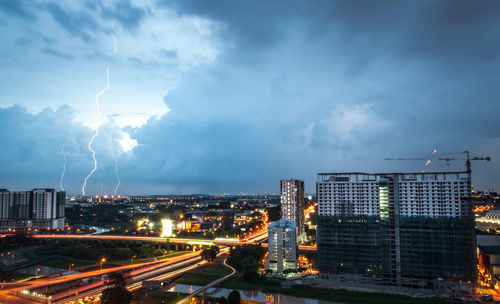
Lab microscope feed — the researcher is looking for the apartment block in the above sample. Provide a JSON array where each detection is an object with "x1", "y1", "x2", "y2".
[{"x1": 316, "y1": 172, "x2": 475, "y2": 289}]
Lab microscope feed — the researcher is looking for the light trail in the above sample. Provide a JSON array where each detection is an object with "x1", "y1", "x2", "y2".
[
  {"x1": 82, "y1": 65, "x2": 110, "y2": 196},
  {"x1": 59, "y1": 137, "x2": 70, "y2": 191},
  {"x1": 113, "y1": 159, "x2": 120, "y2": 196}
]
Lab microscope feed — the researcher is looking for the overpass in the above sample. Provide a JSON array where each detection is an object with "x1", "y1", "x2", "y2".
[
  {"x1": 30, "y1": 232, "x2": 316, "y2": 251},
  {"x1": 30, "y1": 231, "x2": 269, "y2": 247}
]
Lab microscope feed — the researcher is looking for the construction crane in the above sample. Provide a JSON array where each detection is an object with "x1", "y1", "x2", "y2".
[
  {"x1": 385, "y1": 150, "x2": 491, "y2": 197},
  {"x1": 385, "y1": 150, "x2": 490, "y2": 174}
]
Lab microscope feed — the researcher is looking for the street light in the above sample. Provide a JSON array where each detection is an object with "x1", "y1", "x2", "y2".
[
  {"x1": 100, "y1": 258, "x2": 106, "y2": 270},
  {"x1": 131, "y1": 255, "x2": 136, "y2": 264},
  {"x1": 68, "y1": 263, "x2": 74, "y2": 273},
  {"x1": 35, "y1": 268, "x2": 40, "y2": 278}
]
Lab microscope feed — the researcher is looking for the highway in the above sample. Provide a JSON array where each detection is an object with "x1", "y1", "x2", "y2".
[
  {"x1": 0, "y1": 252, "x2": 201, "y2": 303},
  {"x1": 31, "y1": 233, "x2": 268, "y2": 247},
  {"x1": 1, "y1": 230, "x2": 269, "y2": 303},
  {"x1": 30, "y1": 232, "x2": 319, "y2": 251}
]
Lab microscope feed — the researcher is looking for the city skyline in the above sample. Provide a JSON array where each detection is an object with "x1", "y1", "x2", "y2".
[{"x1": 1, "y1": 0, "x2": 499, "y2": 195}]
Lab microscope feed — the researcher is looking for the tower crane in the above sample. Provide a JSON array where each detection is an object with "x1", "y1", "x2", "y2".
[
  {"x1": 385, "y1": 150, "x2": 491, "y2": 199},
  {"x1": 385, "y1": 150, "x2": 490, "y2": 175}
]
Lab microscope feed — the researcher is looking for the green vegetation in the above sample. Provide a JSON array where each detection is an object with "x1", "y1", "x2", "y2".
[
  {"x1": 133, "y1": 290, "x2": 221, "y2": 304},
  {"x1": 221, "y1": 276, "x2": 282, "y2": 290},
  {"x1": 201, "y1": 245, "x2": 220, "y2": 264},
  {"x1": 226, "y1": 244, "x2": 265, "y2": 283},
  {"x1": 222, "y1": 278, "x2": 474, "y2": 304},
  {"x1": 175, "y1": 263, "x2": 232, "y2": 285},
  {"x1": 227, "y1": 289, "x2": 241, "y2": 304},
  {"x1": 23, "y1": 240, "x2": 171, "y2": 263},
  {"x1": 66, "y1": 205, "x2": 132, "y2": 233},
  {"x1": 101, "y1": 273, "x2": 132, "y2": 304},
  {"x1": 0, "y1": 264, "x2": 30, "y2": 282},
  {"x1": 268, "y1": 286, "x2": 476, "y2": 304},
  {"x1": 41, "y1": 256, "x2": 95, "y2": 269}
]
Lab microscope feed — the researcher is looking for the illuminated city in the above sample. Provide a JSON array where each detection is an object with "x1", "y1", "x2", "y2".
[{"x1": 1, "y1": 1, "x2": 500, "y2": 304}]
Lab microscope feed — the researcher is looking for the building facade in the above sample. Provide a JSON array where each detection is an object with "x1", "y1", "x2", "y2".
[
  {"x1": 0, "y1": 188, "x2": 65, "y2": 232},
  {"x1": 266, "y1": 218, "x2": 297, "y2": 275},
  {"x1": 280, "y1": 179, "x2": 305, "y2": 236},
  {"x1": 316, "y1": 172, "x2": 475, "y2": 289}
]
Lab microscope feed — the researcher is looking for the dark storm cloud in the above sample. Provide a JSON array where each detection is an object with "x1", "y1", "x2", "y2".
[
  {"x1": 42, "y1": 47, "x2": 74, "y2": 60},
  {"x1": 42, "y1": 1, "x2": 146, "y2": 43},
  {"x1": 45, "y1": 3, "x2": 100, "y2": 42},
  {"x1": 169, "y1": 1, "x2": 289, "y2": 47},
  {"x1": 0, "y1": 0, "x2": 36, "y2": 21},
  {"x1": 171, "y1": 0, "x2": 500, "y2": 63},
  {"x1": 1, "y1": 0, "x2": 499, "y2": 194},
  {"x1": 99, "y1": 0, "x2": 147, "y2": 31}
]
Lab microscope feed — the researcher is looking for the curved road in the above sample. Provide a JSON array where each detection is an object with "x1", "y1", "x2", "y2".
[{"x1": 176, "y1": 258, "x2": 236, "y2": 304}]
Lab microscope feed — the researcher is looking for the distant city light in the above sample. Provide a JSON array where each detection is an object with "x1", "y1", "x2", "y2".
[{"x1": 161, "y1": 219, "x2": 173, "y2": 237}]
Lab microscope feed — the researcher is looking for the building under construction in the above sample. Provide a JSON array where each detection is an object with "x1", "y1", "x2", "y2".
[{"x1": 316, "y1": 172, "x2": 476, "y2": 290}]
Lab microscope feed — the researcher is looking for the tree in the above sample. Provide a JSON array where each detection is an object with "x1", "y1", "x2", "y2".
[
  {"x1": 201, "y1": 245, "x2": 219, "y2": 264},
  {"x1": 101, "y1": 273, "x2": 132, "y2": 304},
  {"x1": 218, "y1": 296, "x2": 228, "y2": 304},
  {"x1": 227, "y1": 290, "x2": 241, "y2": 304}
]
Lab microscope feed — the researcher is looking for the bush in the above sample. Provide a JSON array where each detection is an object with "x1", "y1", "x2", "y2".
[{"x1": 227, "y1": 290, "x2": 241, "y2": 304}]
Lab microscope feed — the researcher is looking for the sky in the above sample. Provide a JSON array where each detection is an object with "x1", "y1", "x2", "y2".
[{"x1": 0, "y1": 0, "x2": 499, "y2": 195}]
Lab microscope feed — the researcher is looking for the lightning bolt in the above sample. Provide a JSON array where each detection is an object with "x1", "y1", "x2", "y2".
[
  {"x1": 113, "y1": 159, "x2": 120, "y2": 196},
  {"x1": 59, "y1": 137, "x2": 70, "y2": 191},
  {"x1": 422, "y1": 146, "x2": 439, "y2": 172},
  {"x1": 82, "y1": 65, "x2": 110, "y2": 196},
  {"x1": 111, "y1": 22, "x2": 120, "y2": 198}
]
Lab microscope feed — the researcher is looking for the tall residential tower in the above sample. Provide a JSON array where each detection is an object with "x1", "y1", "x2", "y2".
[
  {"x1": 280, "y1": 179, "x2": 305, "y2": 236},
  {"x1": 0, "y1": 188, "x2": 66, "y2": 232}
]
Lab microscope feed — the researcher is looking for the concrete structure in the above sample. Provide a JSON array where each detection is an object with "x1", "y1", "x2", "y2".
[
  {"x1": 0, "y1": 188, "x2": 66, "y2": 232},
  {"x1": 280, "y1": 179, "x2": 305, "y2": 236},
  {"x1": 478, "y1": 245, "x2": 500, "y2": 289},
  {"x1": 266, "y1": 218, "x2": 297, "y2": 275},
  {"x1": 316, "y1": 172, "x2": 475, "y2": 292}
]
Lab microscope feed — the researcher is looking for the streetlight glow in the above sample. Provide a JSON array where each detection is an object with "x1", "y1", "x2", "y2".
[{"x1": 161, "y1": 219, "x2": 173, "y2": 237}]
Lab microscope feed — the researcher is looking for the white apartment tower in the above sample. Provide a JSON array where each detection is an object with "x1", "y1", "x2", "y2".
[
  {"x1": 266, "y1": 218, "x2": 297, "y2": 275},
  {"x1": 0, "y1": 188, "x2": 65, "y2": 232},
  {"x1": 32, "y1": 188, "x2": 56, "y2": 220},
  {"x1": 280, "y1": 179, "x2": 305, "y2": 235},
  {"x1": 317, "y1": 172, "x2": 469, "y2": 217}
]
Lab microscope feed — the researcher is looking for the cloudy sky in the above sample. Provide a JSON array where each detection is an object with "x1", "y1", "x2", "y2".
[{"x1": 0, "y1": 0, "x2": 499, "y2": 195}]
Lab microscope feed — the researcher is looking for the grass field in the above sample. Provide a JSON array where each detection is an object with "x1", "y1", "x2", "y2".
[
  {"x1": 174, "y1": 263, "x2": 233, "y2": 286},
  {"x1": 221, "y1": 276, "x2": 282, "y2": 290},
  {"x1": 132, "y1": 290, "x2": 221, "y2": 304},
  {"x1": 41, "y1": 256, "x2": 95, "y2": 269}
]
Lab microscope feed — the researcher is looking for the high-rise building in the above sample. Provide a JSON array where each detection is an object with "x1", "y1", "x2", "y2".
[
  {"x1": 280, "y1": 179, "x2": 305, "y2": 236},
  {"x1": 0, "y1": 189, "x2": 12, "y2": 220},
  {"x1": 316, "y1": 172, "x2": 475, "y2": 289},
  {"x1": 0, "y1": 188, "x2": 66, "y2": 232},
  {"x1": 266, "y1": 218, "x2": 297, "y2": 275}
]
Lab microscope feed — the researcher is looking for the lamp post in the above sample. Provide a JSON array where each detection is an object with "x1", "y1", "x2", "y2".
[
  {"x1": 131, "y1": 255, "x2": 136, "y2": 265},
  {"x1": 100, "y1": 258, "x2": 106, "y2": 270},
  {"x1": 68, "y1": 263, "x2": 74, "y2": 274},
  {"x1": 35, "y1": 268, "x2": 40, "y2": 279}
]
